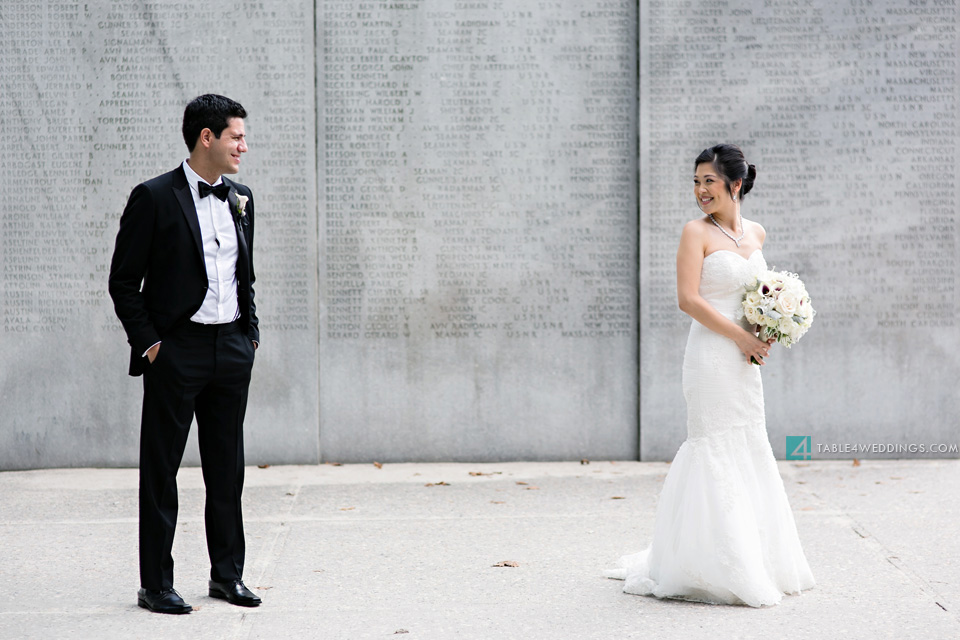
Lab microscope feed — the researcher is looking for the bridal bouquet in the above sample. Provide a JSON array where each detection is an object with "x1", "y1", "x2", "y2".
[{"x1": 741, "y1": 269, "x2": 815, "y2": 358}]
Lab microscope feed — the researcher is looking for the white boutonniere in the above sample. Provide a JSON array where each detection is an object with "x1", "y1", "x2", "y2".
[{"x1": 236, "y1": 194, "x2": 248, "y2": 218}]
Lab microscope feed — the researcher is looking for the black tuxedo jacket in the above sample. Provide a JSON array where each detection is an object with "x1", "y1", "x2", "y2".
[{"x1": 109, "y1": 165, "x2": 259, "y2": 376}]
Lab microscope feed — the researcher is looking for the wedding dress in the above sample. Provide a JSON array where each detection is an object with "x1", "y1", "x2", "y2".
[{"x1": 607, "y1": 249, "x2": 815, "y2": 607}]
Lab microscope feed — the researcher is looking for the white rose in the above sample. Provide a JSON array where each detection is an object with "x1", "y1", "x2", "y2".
[
  {"x1": 743, "y1": 293, "x2": 763, "y2": 322},
  {"x1": 776, "y1": 291, "x2": 799, "y2": 316},
  {"x1": 782, "y1": 280, "x2": 803, "y2": 298},
  {"x1": 778, "y1": 317, "x2": 800, "y2": 342},
  {"x1": 757, "y1": 314, "x2": 778, "y2": 329}
]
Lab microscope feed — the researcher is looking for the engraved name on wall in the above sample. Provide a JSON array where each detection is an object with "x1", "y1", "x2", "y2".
[
  {"x1": 0, "y1": 1, "x2": 319, "y2": 467},
  {"x1": 639, "y1": 0, "x2": 959, "y2": 458},
  {"x1": 320, "y1": 2, "x2": 637, "y2": 345}
]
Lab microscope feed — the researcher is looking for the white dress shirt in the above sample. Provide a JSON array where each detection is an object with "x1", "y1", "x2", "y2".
[{"x1": 182, "y1": 159, "x2": 240, "y2": 325}]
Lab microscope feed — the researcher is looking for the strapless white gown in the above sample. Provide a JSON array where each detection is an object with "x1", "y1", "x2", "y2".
[{"x1": 607, "y1": 249, "x2": 815, "y2": 607}]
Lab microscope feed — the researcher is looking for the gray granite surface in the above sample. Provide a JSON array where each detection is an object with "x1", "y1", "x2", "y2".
[{"x1": 1, "y1": 1, "x2": 957, "y2": 467}]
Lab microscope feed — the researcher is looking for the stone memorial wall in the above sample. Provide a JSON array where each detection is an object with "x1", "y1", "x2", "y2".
[
  {"x1": 0, "y1": 1, "x2": 320, "y2": 468},
  {"x1": 317, "y1": 1, "x2": 638, "y2": 461},
  {"x1": 640, "y1": 0, "x2": 960, "y2": 459},
  {"x1": 0, "y1": 0, "x2": 637, "y2": 468},
  {"x1": 1, "y1": 1, "x2": 958, "y2": 469}
]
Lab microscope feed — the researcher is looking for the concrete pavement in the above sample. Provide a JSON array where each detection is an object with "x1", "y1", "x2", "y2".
[{"x1": 0, "y1": 459, "x2": 957, "y2": 639}]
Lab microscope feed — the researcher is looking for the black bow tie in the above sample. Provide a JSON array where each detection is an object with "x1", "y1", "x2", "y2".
[{"x1": 198, "y1": 182, "x2": 230, "y2": 201}]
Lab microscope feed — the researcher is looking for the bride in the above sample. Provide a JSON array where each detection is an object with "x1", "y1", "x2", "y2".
[{"x1": 606, "y1": 143, "x2": 815, "y2": 607}]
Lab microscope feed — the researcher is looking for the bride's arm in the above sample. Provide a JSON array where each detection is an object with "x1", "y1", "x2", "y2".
[{"x1": 676, "y1": 221, "x2": 772, "y2": 365}]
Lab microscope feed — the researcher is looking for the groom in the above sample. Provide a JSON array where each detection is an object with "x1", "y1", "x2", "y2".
[{"x1": 109, "y1": 94, "x2": 262, "y2": 614}]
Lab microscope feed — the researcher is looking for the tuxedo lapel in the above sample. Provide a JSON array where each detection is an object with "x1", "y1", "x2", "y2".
[
  {"x1": 225, "y1": 183, "x2": 249, "y2": 254},
  {"x1": 226, "y1": 187, "x2": 238, "y2": 219},
  {"x1": 171, "y1": 166, "x2": 203, "y2": 262},
  {"x1": 224, "y1": 182, "x2": 250, "y2": 289}
]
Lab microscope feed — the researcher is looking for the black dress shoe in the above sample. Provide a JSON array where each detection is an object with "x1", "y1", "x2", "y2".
[
  {"x1": 209, "y1": 579, "x2": 262, "y2": 607},
  {"x1": 137, "y1": 588, "x2": 192, "y2": 614}
]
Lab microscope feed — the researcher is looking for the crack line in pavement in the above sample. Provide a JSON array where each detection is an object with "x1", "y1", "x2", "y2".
[
  {"x1": 233, "y1": 479, "x2": 304, "y2": 639},
  {"x1": 811, "y1": 490, "x2": 959, "y2": 625}
]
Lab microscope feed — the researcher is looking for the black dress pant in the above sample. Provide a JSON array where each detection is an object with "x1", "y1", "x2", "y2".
[{"x1": 138, "y1": 320, "x2": 255, "y2": 591}]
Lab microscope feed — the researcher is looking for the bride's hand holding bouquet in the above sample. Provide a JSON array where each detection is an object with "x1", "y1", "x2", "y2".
[{"x1": 740, "y1": 269, "x2": 816, "y2": 364}]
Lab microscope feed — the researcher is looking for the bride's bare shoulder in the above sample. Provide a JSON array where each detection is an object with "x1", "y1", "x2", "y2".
[
  {"x1": 678, "y1": 217, "x2": 710, "y2": 254},
  {"x1": 743, "y1": 217, "x2": 766, "y2": 243},
  {"x1": 681, "y1": 216, "x2": 711, "y2": 236}
]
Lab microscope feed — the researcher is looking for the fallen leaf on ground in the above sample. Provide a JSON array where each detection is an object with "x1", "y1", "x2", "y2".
[
  {"x1": 255, "y1": 586, "x2": 272, "y2": 590},
  {"x1": 492, "y1": 561, "x2": 520, "y2": 568},
  {"x1": 490, "y1": 501, "x2": 505, "y2": 504},
  {"x1": 852, "y1": 458, "x2": 861, "y2": 467},
  {"x1": 394, "y1": 630, "x2": 410, "y2": 635},
  {"x1": 580, "y1": 459, "x2": 590, "y2": 465},
  {"x1": 425, "y1": 481, "x2": 450, "y2": 487},
  {"x1": 191, "y1": 606, "x2": 201, "y2": 611},
  {"x1": 257, "y1": 464, "x2": 270, "y2": 469},
  {"x1": 326, "y1": 462, "x2": 343, "y2": 466},
  {"x1": 515, "y1": 481, "x2": 529, "y2": 486},
  {"x1": 373, "y1": 461, "x2": 383, "y2": 469},
  {"x1": 525, "y1": 486, "x2": 539, "y2": 490},
  {"x1": 340, "y1": 507, "x2": 355, "y2": 511},
  {"x1": 285, "y1": 492, "x2": 295, "y2": 496},
  {"x1": 610, "y1": 496, "x2": 625, "y2": 500},
  {"x1": 469, "y1": 471, "x2": 502, "y2": 476}
]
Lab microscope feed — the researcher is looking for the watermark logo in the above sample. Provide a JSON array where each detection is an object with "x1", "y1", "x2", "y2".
[{"x1": 786, "y1": 436, "x2": 813, "y2": 460}]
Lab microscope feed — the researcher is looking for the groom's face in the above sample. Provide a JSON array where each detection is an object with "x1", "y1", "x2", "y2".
[{"x1": 207, "y1": 117, "x2": 247, "y2": 176}]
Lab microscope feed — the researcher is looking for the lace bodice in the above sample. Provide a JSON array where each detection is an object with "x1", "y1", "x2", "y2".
[
  {"x1": 684, "y1": 248, "x2": 766, "y2": 439},
  {"x1": 699, "y1": 249, "x2": 766, "y2": 321}
]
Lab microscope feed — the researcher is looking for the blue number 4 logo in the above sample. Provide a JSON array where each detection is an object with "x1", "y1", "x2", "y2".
[{"x1": 786, "y1": 436, "x2": 812, "y2": 460}]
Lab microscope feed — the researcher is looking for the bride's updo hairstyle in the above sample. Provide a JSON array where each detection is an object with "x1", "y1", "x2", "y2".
[{"x1": 694, "y1": 143, "x2": 757, "y2": 201}]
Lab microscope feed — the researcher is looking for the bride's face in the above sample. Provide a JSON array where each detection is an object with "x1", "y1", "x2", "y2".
[{"x1": 694, "y1": 163, "x2": 735, "y2": 215}]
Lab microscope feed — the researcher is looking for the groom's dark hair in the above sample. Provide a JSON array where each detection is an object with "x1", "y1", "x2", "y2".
[{"x1": 182, "y1": 94, "x2": 247, "y2": 152}]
